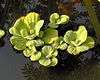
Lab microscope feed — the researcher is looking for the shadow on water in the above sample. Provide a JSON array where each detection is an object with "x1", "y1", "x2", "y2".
[{"x1": 0, "y1": 0, "x2": 100, "y2": 80}]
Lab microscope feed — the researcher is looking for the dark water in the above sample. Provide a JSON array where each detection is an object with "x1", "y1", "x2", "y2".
[{"x1": 0, "y1": 0, "x2": 100, "y2": 80}]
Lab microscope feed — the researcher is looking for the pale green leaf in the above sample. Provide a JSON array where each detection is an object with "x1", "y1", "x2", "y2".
[
  {"x1": 56, "y1": 15, "x2": 69, "y2": 24},
  {"x1": 67, "y1": 45, "x2": 80, "y2": 55},
  {"x1": 48, "y1": 23, "x2": 58, "y2": 28},
  {"x1": 42, "y1": 46, "x2": 54, "y2": 56},
  {"x1": 42, "y1": 28, "x2": 58, "y2": 44},
  {"x1": 75, "y1": 26, "x2": 87, "y2": 45},
  {"x1": 24, "y1": 12, "x2": 40, "y2": 27},
  {"x1": 52, "y1": 50, "x2": 58, "y2": 57},
  {"x1": 39, "y1": 58, "x2": 51, "y2": 66},
  {"x1": 64, "y1": 30, "x2": 76, "y2": 44},
  {"x1": 78, "y1": 37, "x2": 95, "y2": 52},
  {"x1": 50, "y1": 13, "x2": 59, "y2": 23},
  {"x1": 30, "y1": 52, "x2": 41, "y2": 61},
  {"x1": 11, "y1": 17, "x2": 28, "y2": 36},
  {"x1": 23, "y1": 48, "x2": 32, "y2": 57},
  {"x1": 58, "y1": 43, "x2": 67, "y2": 50},
  {"x1": 10, "y1": 36, "x2": 27, "y2": 50},
  {"x1": 20, "y1": 29, "x2": 28, "y2": 37},
  {"x1": 33, "y1": 39, "x2": 44, "y2": 47},
  {"x1": 50, "y1": 57, "x2": 58, "y2": 66},
  {"x1": 34, "y1": 20, "x2": 44, "y2": 36}
]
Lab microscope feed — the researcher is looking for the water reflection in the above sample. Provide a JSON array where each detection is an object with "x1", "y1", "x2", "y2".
[{"x1": 22, "y1": 52, "x2": 100, "y2": 80}]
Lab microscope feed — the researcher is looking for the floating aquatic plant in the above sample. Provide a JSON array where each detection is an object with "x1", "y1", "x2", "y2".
[
  {"x1": 9, "y1": 12, "x2": 44, "y2": 50},
  {"x1": 48, "y1": 13, "x2": 69, "y2": 28},
  {"x1": 64, "y1": 26, "x2": 95, "y2": 55},
  {"x1": 39, "y1": 46, "x2": 58, "y2": 66},
  {"x1": 9, "y1": 12, "x2": 95, "y2": 67}
]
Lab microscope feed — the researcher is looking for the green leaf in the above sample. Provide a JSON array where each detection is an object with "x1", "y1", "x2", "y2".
[
  {"x1": 26, "y1": 39, "x2": 44, "y2": 47},
  {"x1": 10, "y1": 17, "x2": 28, "y2": 36},
  {"x1": 58, "y1": 43, "x2": 67, "y2": 50},
  {"x1": 67, "y1": 37, "x2": 95, "y2": 55},
  {"x1": 39, "y1": 58, "x2": 51, "y2": 66},
  {"x1": 56, "y1": 15, "x2": 69, "y2": 24},
  {"x1": 50, "y1": 13, "x2": 59, "y2": 23},
  {"x1": 34, "y1": 20, "x2": 44, "y2": 36},
  {"x1": 50, "y1": 57, "x2": 58, "y2": 66},
  {"x1": 24, "y1": 12, "x2": 40, "y2": 27},
  {"x1": 0, "y1": 29, "x2": 5, "y2": 38},
  {"x1": 30, "y1": 52, "x2": 41, "y2": 61},
  {"x1": 64, "y1": 30, "x2": 76, "y2": 44},
  {"x1": 49, "y1": 13, "x2": 69, "y2": 28},
  {"x1": 67, "y1": 45, "x2": 80, "y2": 55},
  {"x1": 42, "y1": 28, "x2": 58, "y2": 44},
  {"x1": 33, "y1": 39, "x2": 44, "y2": 47},
  {"x1": 10, "y1": 36, "x2": 27, "y2": 50},
  {"x1": 52, "y1": 50, "x2": 58, "y2": 57},
  {"x1": 20, "y1": 29, "x2": 28, "y2": 37},
  {"x1": 77, "y1": 37, "x2": 95, "y2": 52},
  {"x1": 39, "y1": 31, "x2": 44, "y2": 38},
  {"x1": 42, "y1": 46, "x2": 54, "y2": 56},
  {"x1": 48, "y1": 23, "x2": 58, "y2": 28},
  {"x1": 75, "y1": 26, "x2": 87, "y2": 45},
  {"x1": 23, "y1": 45, "x2": 36, "y2": 57}
]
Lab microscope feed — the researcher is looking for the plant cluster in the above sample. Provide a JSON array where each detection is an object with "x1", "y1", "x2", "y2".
[{"x1": 9, "y1": 12, "x2": 95, "y2": 67}]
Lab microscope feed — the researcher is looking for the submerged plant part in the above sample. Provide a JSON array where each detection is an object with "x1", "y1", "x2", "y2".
[
  {"x1": 0, "y1": 29, "x2": 5, "y2": 38},
  {"x1": 48, "y1": 13, "x2": 69, "y2": 28},
  {"x1": 39, "y1": 46, "x2": 58, "y2": 66},
  {"x1": 64, "y1": 26, "x2": 95, "y2": 55}
]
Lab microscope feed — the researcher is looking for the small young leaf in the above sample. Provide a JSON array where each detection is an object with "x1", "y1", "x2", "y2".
[
  {"x1": 50, "y1": 13, "x2": 59, "y2": 23},
  {"x1": 30, "y1": 52, "x2": 41, "y2": 61},
  {"x1": 56, "y1": 15, "x2": 69, "y2": 25}
]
